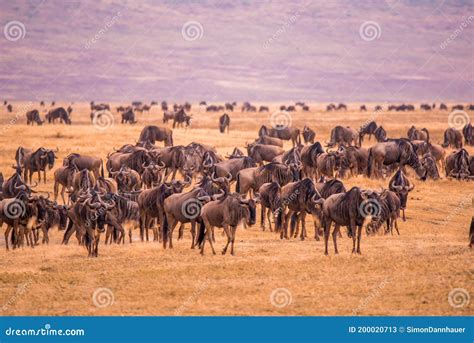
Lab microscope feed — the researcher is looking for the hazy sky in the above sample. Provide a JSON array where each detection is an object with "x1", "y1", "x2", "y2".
[{"x1": 0, "y1": 0, "x2": 473, "y2": 102}]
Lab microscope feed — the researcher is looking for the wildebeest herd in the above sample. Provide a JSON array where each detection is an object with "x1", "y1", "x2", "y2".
[{"x1": 1, "y1": 101, "x2": 473, "y2": 258}]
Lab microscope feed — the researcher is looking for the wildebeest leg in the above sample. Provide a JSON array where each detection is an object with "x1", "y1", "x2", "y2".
[
  {"x1": 230, "y1": 226, "x2": 237, "y2": 255},
  {"x1": 5, "y1": 225, "x2": 12, "y2": 250},
  {"x1": 350, "y1": 219, "x2": 357, "y2": 253},
  {"x1": 394, "y1": 217, "x2": 400, "y2": 235},
  {"x1": 402, "y1": 209, "x2": 406, "y2": 222},
  {"x1": 283, "y1": 210, "x2": 291, "y2": 239},
  {"x1": 62, "y1": 220, "x2": 76, "y2": 244},
  {"x1": 222, "y1": 224, "x2": 231, "y2": 255},
  {"x1": 356, "y1": 225, "x2": 362, "y2": 254},
  {"x1": 333, "y1": 224, "x2": 340, "y2": 254},
  {"x1": 323, "y1": 219, "x2": 331, "y2": 255},
  {"x1": 129, "y1": 226, "x2": 133, "y2": 243},
  {"x1": 167, "y1": 218, "x2": 178, "y2": 249},
  {"x1": 299, "y1": 212, "x2": 306, "y2": 241},
  {"x1": 267, "y1": 208, "x2": 273, "y2": 232},
  {"x1": 178, "y1": 224, "x2": 184, "y2": 240},
  {"x1": 43, "y1": 170, "x2": 47, "y2": 183},
  {"x1": 54, "y1": 182, "x2": 59, "y2": 202},
  {"x1": 105, "y1": 225, "x2": 112, "y2": 244},
  {"x1": 190, "y1": 221, "x2": 196, "y2": 249},
  {"x1": 260, "y1": 205, "x2": 266, "y2": 230}
]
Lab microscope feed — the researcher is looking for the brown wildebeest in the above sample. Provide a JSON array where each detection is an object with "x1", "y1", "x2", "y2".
[
  {"x1": 219, "y1": 113, "x2": 230, "y2": 133},
  {"x1": 256, "y1": 182, "x2": 283, "y2": 232},
  {"x1": 322, "y1": 187, "x2": 379, "y2": 255},
  {"x1": 326, "y1": 126, "x2": 358, "y2": 148},
  {"x1": 46, "y1": 107, "x2": 71, "y2": 124},
  {"x1": 302, "y1": 126, "x2": 316, "y2": 143},
  {"x1": 367, "y1": 139, "x2": 426, "y2": 179},
  {"x1": 53, "y1": 164, "x2": 77, "y2": 203},
  {"x1": 16, "y1": 147, "x2": 57, "y2": 183},
  {"x1": 388, "y1": 167, "x2": 414, "y2": 221},
  {"x1": 366, "y1": 189, "x2": 401, "y2": 236},
  {"x1": 358, "y1": 121, "x2": 378, "y2": 145},
  {"x1": 441, "y1": 128, "x2": 463, "y2": 149},
  {"x1": 197, "y1": 193, "x2": 257, "y2": 255},
  {"x1": 463, "y1": 123, "x2": 473, "y2": 146},
  {"x1": 246, "y1": 143, "x2": 284, "y2": 165},
  {"x1": 139, "y1": 125, "x2": 173, "y2": 146},
  {"x1": 445, "y1": 148, "x2": 472, "y2": 179},
  {"x1": 63, "y1": 153, "x2": 104, "y2": 179},
  {"x1": 407, "y1": 126, "x2": 429, "y2": 142},
  {"x1": 300, "y1": 142, "x2": 324, "y2": 179},
  {"x1": 258, "y1": 125, "x2": 301, "y2": 147},
  {"x1": 254, "y1": 135, "x2": 284, "y2": 147},
  {"x1": 26, "y1": 110, "x2": 44, "y2": 125}
]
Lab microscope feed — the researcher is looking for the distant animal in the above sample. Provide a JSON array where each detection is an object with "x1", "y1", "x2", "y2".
[
  {"x1": 139, "y1": 125, "x2": 173, "y2": 146},
  {"x1": 441, "y1": 128, "x2": 463, "y2": 149},
  {"x1": 26, "y1": 110, "x2": 44, "y2": 125},
  {"x1": 46, "y1": 107, "x2": 71, "y2": 124},
  {"x1": 219, "y1": 113, "x2": 230, "y2": 133}
]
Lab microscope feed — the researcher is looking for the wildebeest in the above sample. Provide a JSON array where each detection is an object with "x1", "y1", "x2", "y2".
[
  {"x1": 463, "y1": 123, "x2": 473, "y2": 146},
  {"x1": 258, "y1": 125, "x2": 301, "y2": 147},
  {"x1": 326, "y1": 126, "x2": 358, "y2": 148},
  {"x1": 388, "y1": 167, "x2": 414, "y2": 221},
  {"x1": 107, "y1": 149, "x2": 151, "y2": 175},
  {"x1": 441, "y1": 127, "x2": 463, "y2": 149},
  {"x1": 46, "y1": 107, "x2": 71, "y2": 124},
  {"x1": 173, "y1": 108, "x2": 191, "y2": 128},
  {"x1": 470, "y1": 217, "x2": 474, "y2": 248},
  {"x1": 63, "y1": 153, "x2": 104, "y2": 179},
  {"x1": 212, "y1": 156, "x2": 256, "y2": 181},
  {"x1": 445, "y1": 149, "x2": 472, "y2": 179},
  {"x1": 53, "y1": 164, "x2": 78, "y2": 203},
  {"x1": 302, "y1": 126, "x2": 316, "y2": 144},
  {"x1": 360, "y1": 105, "x2": 367, "y2": 111},
  {"x1": 139, "y1": 125, "x2": 173, "y2": 146},
  {"x1": 197, "y1": 193, "x2": 256, "y2": 255},
  {"x1": 256, "y1": 182, "x2": 283, "y2": 232},
  {"x1": 110, "y1": 167, "x2": 142, "y2": 192},
  {"x1": 246, "y1": 143, "x2": 284, "y2": 165},
  {"x1": 254, "y1": 135, "x2": 284, "y2": 147},
  {"x1": 335, "y1": 146, "x2": 369, "y2": 178},
  {"x1": 440, "y1": 103, "x2": 448, "y2": 110},
  {"x1": 259, "y1": 106, "x2": 269, "y2": 112},
  {"x1": 219, "y1": 113, "x2": 230, "y2": 133},
  {"x1": 367, "y1": 139, "x2": 426, "y2": 179},
  {"x1": 366, "y1": 189, "x2": 401, "y2": 235},
  {"x1": 322, "y1": 187, "x2": 377, "y2": 255},
  {"x1": 374, "y1": 126, "x2": 387, "y2": 142},
  {"x1": 16, "y1": 147, "x2": 57, "y2": 183},
  {"x1": 121, "y1": 109, "x2": 137, "y2": 124},
  {"x1": 163, "y1": 111, "x2": 175, "y2": 123},
  {"x1": 26, "y1": 110, "x2": 44, "y2": 125},
  {"x1": 421, "y1": 153, "x2": 440, "y2": 180},
  {"x1": 407, "y1": 126, "x2": 430, "y2": 142},
  {"x1": 358, "y1": 121, "x2": 378, "y2": 145},
  {"x1": 300, "y1": 142, "x2": 324, "y2": 179}
]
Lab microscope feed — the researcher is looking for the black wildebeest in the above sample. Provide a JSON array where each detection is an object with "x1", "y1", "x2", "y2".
[
  {"x1": 46, "y1": 107, "x2": 71, "y2": 124},
  {"x1": 26, "y1": 110, "x2": 44, "y2": 125},
  {"x1": 388, "y1": 167, "x2": 414, "y2": 221},
  {"x1": 139, "y1": 125, "x2": 173, "y2": 146},
  {"x1": 197, "y1": 193, "x2": 256, "y2": 255},
  {"x1": 441, "y1": 128, "x2": 463, "y2": 149},
  {"x1": 374, "y1": 126, "x2": 387, "y2": 142},
  {"x1": 219, "y1": 113, "x2": 230, "y2": 133}
]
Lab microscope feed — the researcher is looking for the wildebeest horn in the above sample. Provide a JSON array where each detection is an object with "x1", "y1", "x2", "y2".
[
  {"x1": 212, "y1": 188, "x2": 226, "y2": 200},
  {"x1": 183, "y1": 174, "x2": 192, "y2": 185},
  {"x1": 311, "y1": 193, "x2": 325, "y2": 205},
  {"x1": 225, "y1": 171, "x2": 232, "y2": 181},
  {"x1": 391, "y1": 185, "x2": 403, "y2": 191}
]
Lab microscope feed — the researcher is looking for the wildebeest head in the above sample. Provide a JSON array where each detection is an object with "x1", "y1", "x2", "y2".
[
  {"x1": 388, "y1": 169, "x2": 414, "y2": 209},
  {"x1": 240, "y1": 198, "x2": 257, "y2": 226}
]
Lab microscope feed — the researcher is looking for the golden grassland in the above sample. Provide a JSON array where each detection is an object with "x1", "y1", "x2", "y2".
[{"x1": 0, "y1": 102, "x2": 472, "y2": 316}]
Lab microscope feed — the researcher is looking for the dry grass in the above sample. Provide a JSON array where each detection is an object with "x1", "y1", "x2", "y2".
[{"x1": 0, "y1": 102, "x2": 472, "y2": 316}]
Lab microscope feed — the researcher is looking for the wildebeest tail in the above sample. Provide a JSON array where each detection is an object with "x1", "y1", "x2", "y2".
[
  {"x1": 236, "y1": 173, "x2": 241, "y2": 193},
  {"x1": 197, "y1": 218, "x2": 206, "y2": 245},
  {"x1": 275, "y1": 208, "x2": 283, "y2": 232},
  {"x1": 366, "y1": 148, "x2": 373, "y2": 177}
]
